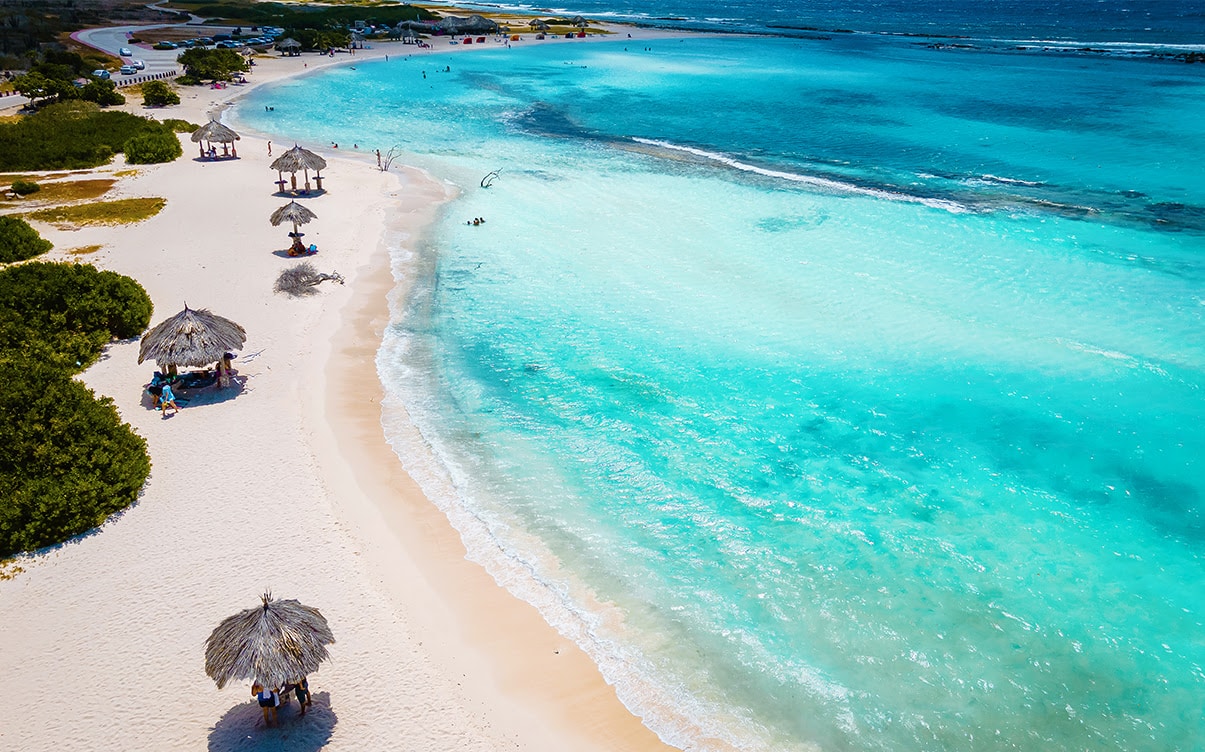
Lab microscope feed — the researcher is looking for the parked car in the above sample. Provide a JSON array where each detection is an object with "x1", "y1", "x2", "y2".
[
  {"x1": 131, "y1": 59, "x2": 146, "y2": 70},
  {"x1": 119, "y1": 46, "x2": 132, "y2": 56},
  {"x1": 119, "y1": 65, "x2": 137, "y2": 75},
  {"x1": 92, "y1": 69, "x2": 111, "y2": 79},
  {"x1": 152, "y1": 41, "x2": 178, "y2": 50},
  {"x1": 215, "y1": 40, "x2": 239, "y2": 48}
]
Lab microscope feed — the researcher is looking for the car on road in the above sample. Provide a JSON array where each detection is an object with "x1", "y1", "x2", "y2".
[
  {"x1": 119, "y1": 46, "x2": 132, "y2": 56},
  {"x1": 153, "y1": 41, "x2": 178, "y2": 50},
  {"x1": 119, "y1": 65, "x2": 137, "y2": 75},
  {"x1": 131, "y1": 59, "x2": 146, "y2": 70},
  {"x1": 92, "y1": 69, "x2": 111, "y2": 79}
]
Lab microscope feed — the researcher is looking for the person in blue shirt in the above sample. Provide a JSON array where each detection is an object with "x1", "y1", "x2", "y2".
[{"x1": 160, "y1": 383, "x2": 180, "y2": 416}]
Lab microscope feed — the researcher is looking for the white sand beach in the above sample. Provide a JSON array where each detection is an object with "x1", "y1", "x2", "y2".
[{"x1": 0, "y1": 30, "x2": 683, "y2": 752}]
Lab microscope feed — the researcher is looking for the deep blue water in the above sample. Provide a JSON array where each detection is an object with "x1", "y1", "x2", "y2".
[
  {"x1": 437, "y1": 0, "x2": 1205, "y2": 47},
  {"x1": 237, "y1": 12, "x2": 1205, "y2": 752}
]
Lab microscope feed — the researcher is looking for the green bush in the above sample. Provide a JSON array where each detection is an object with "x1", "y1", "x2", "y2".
[
  {"x1": 0, "y1": 261, "x2": 153, "y2": 372},
  {"x1": 141, "y1": 80, "x2": 181, "y2": 107},
  {"x1": 162, "y1": 118, "x2": 200, "y2": 133},
  {"x1": 124, "y1": 131, "x2": 183, "y2": 164},
  {"x1": 10, "y1": 180, "x2": 40, "y2": 196},
  {"x1": 174, "y1": 74, "x2": 201, "y2": 86},
  {"x1": 0, "y1": 101, "x2": 176, "y2": 171},
  {"x1": 0, "y1": 358, "x2": 151, "y2": 558},
  {"x1": 0, "y1": 260, "x2": 153, "y2": 557},
  {"x1": 0, "y1": 216, "x2": 52, "y2": 263},
  {"x1": 177, "y1": 48, "x2": 249, "y2": 81}
]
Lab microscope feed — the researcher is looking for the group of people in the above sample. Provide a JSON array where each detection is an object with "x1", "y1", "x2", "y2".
[
  {"x1": 467, "y1": 216, "x2": 487, "y2": 226},
  {"x1": 252, "y1": 677, "x2": 311, "y2": 726},
  {"x1": 289, "y1": 236, "x2": 318, "y2": 256}
]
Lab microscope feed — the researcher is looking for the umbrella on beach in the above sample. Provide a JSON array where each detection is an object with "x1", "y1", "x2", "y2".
[
  {"x1": 529, "y1": 19, "x2": 550, "y2": 30},
  {"x1": 138, "y1": 305, "x2": 247, "y2": 369},
  {"x1": 276, "y1": 37, "x2": 302, "y2": 55},
  {"x1": 205, "y1": 593, "x2": 335, "y2": 690},
  {"x1": 271, "y1": 145, "x2": 327, "y2": 193},
  {"x1": 570, "y1": 15, "x2": 589, "y2": 27},
  {"x1": 191, "y1": 120, "x2": 241, "y2": 159},
  {"x1": 270, "y1": 200, "x2": 318, "y2": 239}
]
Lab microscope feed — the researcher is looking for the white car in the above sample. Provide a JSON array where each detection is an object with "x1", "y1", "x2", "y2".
[
  {"x1": 119, "y1": 65, "x2": 137, "y2": 75},
  {"x1": 119, "y1": 46, "x2": 132, "y2": 56},
  {"x1": 131, "y1": 59, "x2": 146, "y2": 70}
]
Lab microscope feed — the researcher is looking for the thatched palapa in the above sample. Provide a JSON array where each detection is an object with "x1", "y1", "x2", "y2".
[
  {"x1": 205, "y1": 593, "x2": 335, "y2": 690},
  {"x1": 276, "y1": 37, "x2": 302, "y2": 55},
  {"x1": 271, "y1": 145, "x2": 327, "y2": 193},
  {"x1": 138, "y1": 305, "x2": 247, "y2": 369},
  {"x1": 191, "y1": 120, "x2": 240, "y2": 159},
  {"x1": 270, "y1": 200, "x2": 318, "y2": 239}
]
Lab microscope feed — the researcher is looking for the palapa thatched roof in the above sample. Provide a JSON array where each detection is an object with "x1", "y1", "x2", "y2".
[
  {"x1": 269, "y1": 200, "x2": 318, "y2": 228},
  {"x1": 205, "y1": 593, "x2": 335, "y2": 690},
  {"x1": 271, "y1": 145, "x2": 327, "y2": 174},
  {"x1": 138, "y1": 305, "x2": 247, "y2": 368},
  {"x1": 190, "y1": 120, "x2": 241, "y2": 144},
  {"x1": 570, "y1": 15, "x2": 588, "y2": 26},
  {"x1": 276, "y1": 37, "x2": 301, "y2": 48},
  {"x1": 529, "y1": 19, "x2": 550, "y2": 29}
]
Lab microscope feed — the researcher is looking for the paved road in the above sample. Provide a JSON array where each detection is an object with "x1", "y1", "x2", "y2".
[{"x1": 74, "y1": 21, "x2": 238, "y2": 78}]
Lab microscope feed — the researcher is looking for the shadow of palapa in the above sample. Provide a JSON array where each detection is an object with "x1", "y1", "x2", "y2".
[
  {"x1": 208, "y1": 691, "x2": 335, "y2": 752},
  {"x1": 140, "y1": 374, "x2": 249, "y2": 411},
  {"x1": 272, "y1": 189, "x2": 326, "y2": 199}
]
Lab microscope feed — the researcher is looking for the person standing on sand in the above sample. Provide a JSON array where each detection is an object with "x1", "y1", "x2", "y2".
[
  {"x1": 253, "y1": 683, "x2": 280, "y2": 726},
  {"x1": 267, "y1": 140, "x2": 272, "y2": 156},
  {"x1": 159, "y1": 383, "x2": 179, "y2": 416}
]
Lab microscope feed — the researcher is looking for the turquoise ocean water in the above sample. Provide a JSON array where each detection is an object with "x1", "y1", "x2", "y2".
[{"x1": 237, "y1": 31, "x2": 1205, "y2": 751}]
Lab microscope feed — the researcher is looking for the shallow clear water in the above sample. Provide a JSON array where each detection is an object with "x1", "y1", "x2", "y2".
[{"x1": 238, "y1": 34, "x2": 1205, "y2": 751}]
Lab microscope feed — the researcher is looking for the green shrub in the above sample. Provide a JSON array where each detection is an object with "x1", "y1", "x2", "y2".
[
  {"x1": 0, "y1": 260, "x2": 153, "y2": 557},
  {"x1": 174, "y1": 74, "x2": 201, "y2": 86},
  {"x1": 142, "y1": 80, "x2": 181, "y2": 107},
  {"x1": 10, "y1": 180, "x2": 40, "y2": 196},
  {"x1": 0, "y1": 101, "x2": 174, "y2": 171},
  {"x1": 124, "y1": 131, "x2": 183, "y2": 164},
  {"x1": 0, "y1": 261, "x2": 153, "y2": 372},
  {"x1": 162, "y1": 118, "x2": 200, "y2": 133},
  {"x1": 0, "y1": 216, "x2": 52, "y2": 263},
  {"x1": 0, "y1": 358, "x2": 151, "y2": 558}
]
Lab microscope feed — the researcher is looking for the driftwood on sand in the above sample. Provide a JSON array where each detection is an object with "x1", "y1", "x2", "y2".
[{"x1": 274, "y1": 262, "x2": 345, "y2": 297}]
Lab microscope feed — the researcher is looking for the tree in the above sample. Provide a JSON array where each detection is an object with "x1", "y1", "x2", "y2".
[
  {"x1": 78, "y1": 78, "x2": 124, "y2": 107},
  {"x1": 0, "y1": 216, "x2": 52, "y2": 263},
  {"x1": 141, "y1": 79, "x2": 180, "y2": 107},
  {"x1": 12, "y1": 71, "x2": 52, "y2": 105},
  {"x1": 177, "y1": 48, "x2": 249, "y2": 82},
  {"x1": 124, "y1": 130, "x2": 183, "y2": 164}
]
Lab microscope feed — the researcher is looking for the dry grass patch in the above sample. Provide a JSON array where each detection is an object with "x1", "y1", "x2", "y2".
[
  {"x1": 68, "y1": 244, "x2": 104, "y2": 255},
  {"x1": 113, "y1": 169, "x2": 139, "y2": 178},
  {"x1": 25, "y1": 197, "x2": 166, "y2": 227},
  {"x1": 2, "y1": 178, "x2": 116, "y2": 206},
  {"x1": 0, "y1": 559, "x2": 25, "y2": 581}
]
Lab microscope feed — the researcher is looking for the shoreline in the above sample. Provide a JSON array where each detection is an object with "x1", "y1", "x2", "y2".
[{"x1": 1, "y1": 26, "x2": 684, "y2": 752}]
